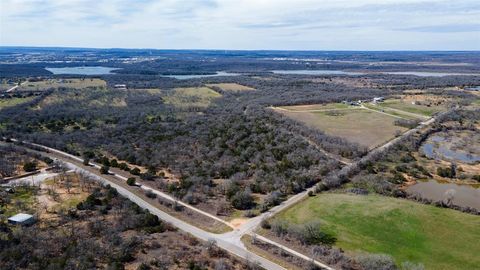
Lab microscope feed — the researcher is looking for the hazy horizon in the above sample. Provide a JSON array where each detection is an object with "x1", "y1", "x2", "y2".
[{"x1": 1, "y1": 0, "x2": 479, "y2": 51}]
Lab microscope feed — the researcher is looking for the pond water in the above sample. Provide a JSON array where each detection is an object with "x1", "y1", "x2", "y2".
[
  {"x1": 46, "y1": 66, "x2": 120, "y2": 75},
  {"x1": 407, "y1": 180, "x2": 480, "y2": 209},
  {"x1": 466, "y1": 86, "x2": 480, "y2": 91},
  {"x1": 271, "y1": 70, "x2": 364, "y2": 76},
  {"x1": 421, "y1": 134, "x2": 480, "y2": 164},
  {"x1": 382, "y1": 71, "x2": 480, "y2": 77},
  {"x1": 162, "y1": 71, "x2": 240, "y2": 79}
]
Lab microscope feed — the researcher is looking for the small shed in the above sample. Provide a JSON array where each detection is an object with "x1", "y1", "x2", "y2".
[{"x1": 8, "y1": 213, "x2": 35, "y2": 226}]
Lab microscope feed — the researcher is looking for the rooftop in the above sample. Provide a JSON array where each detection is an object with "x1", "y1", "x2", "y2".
[{"x1": 8, "y1": 213, "x2": 34, "y2": 222}]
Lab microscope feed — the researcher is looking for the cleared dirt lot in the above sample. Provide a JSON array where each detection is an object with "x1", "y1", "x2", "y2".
[{"x1": 276, "y1": 108, "x2": 406, "y2": 149}]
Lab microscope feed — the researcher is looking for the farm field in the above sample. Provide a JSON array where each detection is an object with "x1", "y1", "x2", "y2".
[
  {"x1": 273, "y1": 193, "x2": 480, "y2": 270},
  {"x1": 276, "y1": 107, "x2": 406, "y2": 148},
  {"x1": 18, "y1": 78, "x2": 106, "y2": 91},
  {"x1": 206, "y1": 83, "x2": 255, "y2": 92}
]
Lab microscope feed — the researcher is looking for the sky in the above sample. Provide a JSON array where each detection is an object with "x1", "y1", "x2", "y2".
[{"x1": 1, "y1": 0, "x2": 479, "y2": 50}]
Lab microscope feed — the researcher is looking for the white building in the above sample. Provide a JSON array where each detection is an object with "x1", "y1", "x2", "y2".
[
  {"x1": 8, "y1": 213, "x2": 35, "y2": 226},
  {"x1": 373, "y1": 97, "x2": 385, "y2": 103}
]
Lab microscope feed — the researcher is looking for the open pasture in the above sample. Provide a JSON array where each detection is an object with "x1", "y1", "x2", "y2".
[
  {"x1": 277, "y1": 102, "x2": 351, "y2": 112},
  {"x1": 163, "y1": 87, "x2": 222, "y2": 108},
  {"x1": 18, "y1": 78, "x2": 106, "y2": 91},
  {"x1": 273, "y1": 193, "x2": 480, "y2": 270},
  {"x1": 275, "y1": 107, "x2": 405, "y2": 149},
  {"x1": 206, "y1": 83, "x2": 255, "y2": 92},
  {"x1": 377, "y1": 95, "x2": 449, "y2": 117},
  {"x1": 0, "y1": 96, "x2": 35, "y2": 110}
]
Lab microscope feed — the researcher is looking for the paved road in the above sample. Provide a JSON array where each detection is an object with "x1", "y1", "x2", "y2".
[
  {"x1": 9, "y1": 140, "x2": 286, "y2": 270},
  {"x1": 7, "y1": 111, "x2": 440, "y2": 270},
  {"x1": 1, "y1": 169, "x2": 59, "y2": 186}
]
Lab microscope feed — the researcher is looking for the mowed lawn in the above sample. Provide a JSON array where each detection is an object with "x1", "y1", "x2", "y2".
[
  {"x1": 275, "y1": 193, "x2": 480, "y2": 270},
  {"x1": 278, "y1": 108, "x2": 405, "y2": 149}
]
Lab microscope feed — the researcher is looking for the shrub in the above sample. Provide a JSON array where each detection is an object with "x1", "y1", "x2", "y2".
[
  {"x1": 355, "y1": 254, "x2": 396, "y2": 270},
  {"x1": 126, "y1": 178, "x2": 136, "y2": 186},
  {"x1": 145, "y1": 190, "x2": 157, "y2": 199},
  {"x1": 293, "y1": 221, "x2": 336, "y2": 246},
  {"x1": 100, "y1": 165, "x2": 110, "y2": 174},
  {"x1": 83, "y1": 158, "x2": 90, "y2": 166},
  {"x1": 131, "y1": 167, "x2": 141, "y2": 175},
  {"x1": 260, "y1": 219, "x2": 271, "y2": 229},
  {"x1": 308, "y1": 190, "x2": 314, "y2": 197},
  {"x1": 230, "y1": 190, "x2": 254, "y2": 210},
  {"x1": 23, "y1": 161, "x2": 37, "y2": 172},
  {"x1": 271, "y1": 220, "x2": 289, "y2": 237},
  {"x1": 110, "y1": 159, "x2": 119, "y2": 167}
]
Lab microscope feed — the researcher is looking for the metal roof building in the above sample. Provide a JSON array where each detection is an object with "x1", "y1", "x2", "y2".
[{"x1": 8, "y1": 213, "x2": 35, "y2": 226}]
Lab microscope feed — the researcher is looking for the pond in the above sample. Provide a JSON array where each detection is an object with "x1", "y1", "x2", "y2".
[
  {"x1": 407, "y1": 180, "x2": 480, "y2": 209},
  {"x1": 271, "y1": 70, "x2": 364, "y2": 76},
  {"x1": 465, "y1": 86, "x2": 480, "y2": 91},
  {"x1": 421, "y1": 133, "x2": 480, "y2": 164},
  {"x1": 45, "y1": 66, "x2": 120, "y2": 75},
  {"x1": 382, "y1": 71, "x2": 480, "y2": 77},
  {"x1": 161, "y1": 71, "x2": 240, "y2": 80}
]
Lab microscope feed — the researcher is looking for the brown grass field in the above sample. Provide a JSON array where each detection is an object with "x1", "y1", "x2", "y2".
[
  {"x1": 276, "y1": 108, "x2": 406, "y2": 148},
  {"x1": 206, "y1": 83, "x2": 255, "y2": 92},
  {"x1": 164, "y1": 87, "x2": 222, "y2": 108},
  {"x1": 18, "y1": 78, "x2": 106, "y2": 91}
]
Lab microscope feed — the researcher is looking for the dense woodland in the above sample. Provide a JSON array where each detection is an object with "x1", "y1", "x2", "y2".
[{"x1": 1, "y1": 50, "x2": 480, "y2": 212}]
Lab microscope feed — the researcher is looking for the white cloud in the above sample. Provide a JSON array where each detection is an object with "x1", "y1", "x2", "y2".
[{"x1": 1, "y1": 0, "x2": 479, "y2": 50}]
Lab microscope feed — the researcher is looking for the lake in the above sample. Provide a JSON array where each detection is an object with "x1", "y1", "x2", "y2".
[
  {"x1": 272, "y1": 70, "x2": 364, "y2": 76},
  {"x1": 45, "y1": 66, "x2": 120, "y2": 75},
  {"x1": 407, "y1": 180, "x2": 480, "y2": 209},
  {"x1": 162, "y1": 71, "x2": 240, "y2": 80},
  {"x1": 382, "y1": 71, "x2": 480, "y2": 77}
]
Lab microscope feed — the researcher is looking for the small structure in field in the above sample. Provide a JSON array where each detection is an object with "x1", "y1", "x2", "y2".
[
  {"x1": 8, "y1": 213, "x2": 35, "y2": 226},
  {"x1": 373, "y1": 97, "x2": 385, "y2": 103},
  {"x1": 114, "y1": 84, "x2": 127, "y2": 90}
]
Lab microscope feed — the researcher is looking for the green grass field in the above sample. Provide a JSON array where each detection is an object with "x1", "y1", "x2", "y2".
[
  {"x1": 377, "y1": 99, "x2": 445, "y2": 117},
  {"x1": 274, "y1": 193, "x2": 480, "y2": 270},
  {"x1": 277, "y1": 108, "x2": 405, "y2": 149},
  {"x1": 0, "y1": 97, "x2": 35, "y2": 110},
  {"x1": 363, "y1": 103, "x2": 425, "y2": 120},
  {"x1": 1, "y1": 186, "x2": 37, "y2": 217}
]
